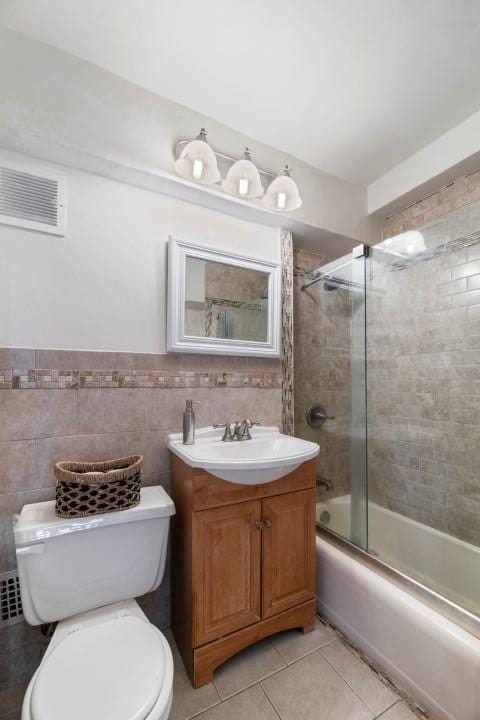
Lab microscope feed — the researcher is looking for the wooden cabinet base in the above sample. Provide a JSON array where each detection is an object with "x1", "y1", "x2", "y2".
[
  {"x1": 170, "y1": 455, "x2": 317, "y2": 688},
  {"x1": 191, "y1": 599, "x2": 316, "y2": 688}
]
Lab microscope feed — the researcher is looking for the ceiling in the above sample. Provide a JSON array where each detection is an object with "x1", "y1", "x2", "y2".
[{"x1": 2, "y1": 0, "x2": 480, "y2": 186}]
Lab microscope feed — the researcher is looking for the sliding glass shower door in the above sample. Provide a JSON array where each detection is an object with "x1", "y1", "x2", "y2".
[
  {"x1": 366, "y1": 205, "x2": 480, "y2": 617},
  {"x1": 293, "y1": 245, "x2": 368, "y2": 549},
  {"x1": 295, "y1": 201, "x2": 480, "y2": 618}
]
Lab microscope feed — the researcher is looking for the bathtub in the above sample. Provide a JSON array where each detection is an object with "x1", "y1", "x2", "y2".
[{"x1": 316, "y1": 495, "x2": 480, "y2": 720}]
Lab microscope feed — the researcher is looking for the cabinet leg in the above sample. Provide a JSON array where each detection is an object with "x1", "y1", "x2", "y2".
[
  {"x1": 302, "y1": 622, "x2": 315, "y2": 635},
  {"x1": 193, "y1": 658, "x2": 215, "y2": 688}
]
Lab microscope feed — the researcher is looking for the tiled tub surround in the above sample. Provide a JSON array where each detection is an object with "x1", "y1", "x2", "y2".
[
  {"x1": 293, "y1": 248, "x2": 354, "y2": 502},
  {"x1": 382, "y1": 167, "x2": 480, "y2": 239},
  {"x1": 0, "y1": 347, "x2": 282, "y2": 713},
  {"x1": 369, "y1": 177, "x2": 480, "y2": 549}
]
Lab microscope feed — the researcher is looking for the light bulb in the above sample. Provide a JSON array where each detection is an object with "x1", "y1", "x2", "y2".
[
  {"x1": 238, "y1": 178, "x2": 249, "y2": 196},
  {"x1": 174, "y1": 128, "x2": 220, "y2": 185},
  {"x1": 262, "y1": 165, "x2": 302, "y2": 212},
  {"x1": 193, "y1": 159, "x2": 204, "y2": 180},
  {"x1": 221, "y1": 148, "x2": 263, "y2": 199}
]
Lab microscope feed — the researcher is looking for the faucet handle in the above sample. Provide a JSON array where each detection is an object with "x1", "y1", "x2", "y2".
[
  {"x1": 214, "y1": 423, "x2": 234, "y2": 442},
  {"x1": 243, "y1": 419, "x2": 261, "y2": 431}
]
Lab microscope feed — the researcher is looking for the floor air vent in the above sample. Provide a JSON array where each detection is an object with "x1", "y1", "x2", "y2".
[
  {"x1": 0, "y1": 570, "x2": 24, "y2": 627},
  {"x1": 0, "y1": 160, "x2": 66, "y2": 235}
]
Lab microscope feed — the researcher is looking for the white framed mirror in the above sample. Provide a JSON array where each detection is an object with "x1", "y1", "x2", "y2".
[{"x1": 167, "y1": 236, "x2": 281, "y2": 357}]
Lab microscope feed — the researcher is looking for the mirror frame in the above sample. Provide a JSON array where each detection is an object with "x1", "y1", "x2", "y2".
[{"x1": 167, "y1": 236, "x2": 281, "y2": 357}]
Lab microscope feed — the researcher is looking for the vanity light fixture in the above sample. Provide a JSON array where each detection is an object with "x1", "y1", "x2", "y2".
[
  {"x1": 262, "y1": 165, "x2": 302, "y2": 212},
  {"x1": 174, "y1": 133, "x2": 302, "y2": 212},
  {"x1": 221, "y1": 148, "x2": 264, "y2": 199},
  {"x1": 174, "y1": 128, "x2": 220, "y2": 185}
]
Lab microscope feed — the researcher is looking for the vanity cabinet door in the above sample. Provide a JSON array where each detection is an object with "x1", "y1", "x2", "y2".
[
  {"x1": 193, "y1": 500, "x2": 262, "y2": 646},
  {"x1": 261, "y1": 489, "x2": 316, "y2": 619}
]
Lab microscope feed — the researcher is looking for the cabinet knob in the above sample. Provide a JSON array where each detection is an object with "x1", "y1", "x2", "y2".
[
  {"x1": 264, "y1": 519, "x2": 272, "y2": 528},
  {"x1": 255, "y1": 520, "x2": 264, "y2": 530}
]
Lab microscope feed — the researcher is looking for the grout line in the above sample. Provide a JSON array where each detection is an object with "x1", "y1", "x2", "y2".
[
  {"x1": 211, "y1": 634, "x2": 337, "y2": 702},
  {"x1": 211, "y1": 653, "x2": 287, "y2": 702},
  {"x1": 184, "y1": 696, "x2": 222, "y2": 720},
  {"x1": 258, "y1": 682, "x2": 282, "y2": 720},
  {"x1": 274, "y1": 636, "x2": 336, "y2": 666},
  {"x1": 312, "y1": 646, "x2": 376, "y2": 716},
  {"x1": 211, "y1": 675, "x2": 221, "y2": 700},
  {"x1": 316, "y1": 614, "x2": 432, "y2": 719},
  {"x1": 373, "y1": 700, "x2": 401, "y2": 718},
  {"x1": 186, "y1": 632, "x2": 337, "y2": 710},
  {"x1": 0, "y1": 486, "x2": 55, "y2": 499},
  {"x1": 313, "y1": 622, "x2": 401, "y2": 715},
  {"x1": 171, "y1": 616, "x2": 429, "y2": 720},
  {"x1": 372, "y1": 700, "x2": 402, "y2": 719}
]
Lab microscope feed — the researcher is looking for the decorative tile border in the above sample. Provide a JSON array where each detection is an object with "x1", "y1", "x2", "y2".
[
  {"x1": 0, "y1": 368, "x2": 282, "y2": 390},
  {"x1": 281, "y1": 228, "x2": 294, "y2": 435}
]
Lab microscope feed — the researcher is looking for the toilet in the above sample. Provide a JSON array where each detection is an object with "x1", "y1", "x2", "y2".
[{"x1": 13, "y1": 485, "x2": 175, "y2": 720}]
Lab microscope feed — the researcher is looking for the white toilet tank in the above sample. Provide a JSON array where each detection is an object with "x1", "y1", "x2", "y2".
[{"x1": 14, "y1": 486, "x2": 175, "y2": 625}]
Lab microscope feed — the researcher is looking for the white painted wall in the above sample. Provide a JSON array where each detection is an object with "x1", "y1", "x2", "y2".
[
  {"x1": 0, "y1": 26, "x2": 370, "y2": 247},
  {"x1": 368, "y1": 109, "x2": 480, "y2": 216},
  {"x1": 0, "y1": 150, "x2": 280, "y2": 353}
]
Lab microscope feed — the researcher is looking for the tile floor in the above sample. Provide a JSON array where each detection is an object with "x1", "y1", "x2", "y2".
[
  {"x1": 0, "y1": 616, "x2": 426, "y2": 720},
  {"x1": 167, "y1": 617, "x2": 425, "y2": 720}
]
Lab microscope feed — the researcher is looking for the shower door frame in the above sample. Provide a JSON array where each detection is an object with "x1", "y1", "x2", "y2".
[
  {"x1": 310, "y1": 243, "x2": 480, "y2": 642},
  {"x1": 304, "y1": 243, "x2": 369, "y2": 551}
]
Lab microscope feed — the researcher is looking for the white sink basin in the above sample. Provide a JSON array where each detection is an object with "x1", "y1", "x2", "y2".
[{"x1": 167, "y1": 426, "x2": 320, "y2": 484}]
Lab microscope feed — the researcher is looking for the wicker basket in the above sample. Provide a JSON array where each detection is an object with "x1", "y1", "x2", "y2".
[{"x1": 54, "y1": 455, "x2": 143, "y2": 518}]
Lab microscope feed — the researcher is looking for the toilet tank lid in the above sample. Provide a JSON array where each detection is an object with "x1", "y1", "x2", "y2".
[{"x1": 14, "y1": 485, "x2": 175, "y2": 547}]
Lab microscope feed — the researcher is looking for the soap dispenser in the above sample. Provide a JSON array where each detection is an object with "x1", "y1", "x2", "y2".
[{"x1": 183, "y1": 399, "x2": 201, "y2": 445}]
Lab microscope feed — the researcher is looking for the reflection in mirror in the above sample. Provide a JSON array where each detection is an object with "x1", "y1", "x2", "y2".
[
  {"x1": 185, "y1": 257, "x2": 269, "y2": 342},
  {"x1": 184, "y1": 257, "x2": 269, "y2": 342}
]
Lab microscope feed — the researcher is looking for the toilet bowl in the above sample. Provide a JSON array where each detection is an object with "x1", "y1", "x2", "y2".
[
  {"x1": 21, "y1": 600, "x2": 173, "y2": 720},
  {"x1": 14, "y1": 486, "x2": 175, "y2": 720}
]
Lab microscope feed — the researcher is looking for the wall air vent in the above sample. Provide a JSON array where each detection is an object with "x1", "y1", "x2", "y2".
[
  {"x1": 0, "y1": 160, "x2": 66, "y2": 235},
  {"x1": 0, "y1": 569, "x2": 24, "y2": 628}
]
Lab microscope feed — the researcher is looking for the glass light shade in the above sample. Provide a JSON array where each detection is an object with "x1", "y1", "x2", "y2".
[
  {"x1": 262, "y1": 166, "x2": 302, "y2": 212},
  {"x1": 383, "y1": 230, "x2": 425, "y2": 256},
  {"x1": 174, "y1": 128, "x2": 220, "y2": 185},
  {"x1": 221, "y1": 149, "x2": 264, "y2": 199}
]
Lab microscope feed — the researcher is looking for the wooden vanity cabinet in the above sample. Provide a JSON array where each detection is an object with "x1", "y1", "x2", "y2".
[{"x1": 170, "y1": 454, "x2": 317, "y2": 687}]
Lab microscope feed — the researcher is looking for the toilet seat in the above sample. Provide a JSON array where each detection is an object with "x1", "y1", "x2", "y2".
[{"x1": 28, "y1": 614, "x2": 172, "y2": 720}]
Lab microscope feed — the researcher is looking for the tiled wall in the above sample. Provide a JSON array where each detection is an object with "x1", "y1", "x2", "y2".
[
  {"x1": 383, "y1": 168, "x2": 480, "y2": 238},
  {"x1": 293, "y1": 248, "x2": 354, "y2": 500},
  {"x1": 0, "y1": 347, "x2": 282, "y2": 711},
  {"x1": 369, "y1": 170, "x2": 480, "y2": 546}
]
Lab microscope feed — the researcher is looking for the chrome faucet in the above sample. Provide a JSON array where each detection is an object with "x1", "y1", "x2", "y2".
[
  {"x1": 236, "y1": 419, "x2": 260, "y2": 440},
  {"x1": 213, "y1": 422, "x2": 235, "y2": 441},
  {"x1": 214, "y1": 419, "x2": 260, "y2": 441}
]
